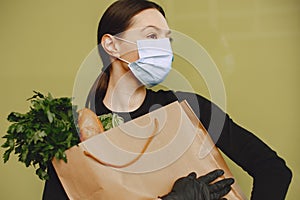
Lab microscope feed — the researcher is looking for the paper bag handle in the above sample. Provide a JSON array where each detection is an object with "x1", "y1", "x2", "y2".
[{"x1": 83, "y1": 118, "x2": 159, "y2": 168}]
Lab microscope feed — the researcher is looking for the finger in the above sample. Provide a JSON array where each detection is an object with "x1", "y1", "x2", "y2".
[
  {"x1": 210, "y1": 186, "x2": 231, "y2": 200},
  {"x1": 209, "y1": 178, "x2": 234, "y2": 193},
  {"x1": 197, "y1": 169, "x2": 224, "y2": 184},
  {"x1": 187, "y1": 172, "x2": 197, "y2": 179}
]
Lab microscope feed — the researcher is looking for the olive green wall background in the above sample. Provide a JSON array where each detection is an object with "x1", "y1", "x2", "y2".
[{"x1": 0, "y1": 0, "x2": 299, "y2": 199}]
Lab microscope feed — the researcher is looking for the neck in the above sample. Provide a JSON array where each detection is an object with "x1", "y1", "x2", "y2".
[{"x1": 103, "y1": 60, "x2": 146, "y2": 112}]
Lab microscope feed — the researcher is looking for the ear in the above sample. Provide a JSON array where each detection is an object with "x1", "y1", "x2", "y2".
[{"x1": 101, "y1": 34, "x2": 120, "y2": 58}]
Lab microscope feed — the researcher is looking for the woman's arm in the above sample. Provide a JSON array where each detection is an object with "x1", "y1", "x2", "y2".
[
  {"x1": 216, "y1": 115, "x2": 292, "y2": 199},
  {"x1": 176, "y1": 91, "x2": 292, "y2": 199}
]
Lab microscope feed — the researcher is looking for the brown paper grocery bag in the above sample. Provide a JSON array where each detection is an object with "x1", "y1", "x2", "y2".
[{"x1": 52, "y1": 101, "x2": 246, "y2": 200}]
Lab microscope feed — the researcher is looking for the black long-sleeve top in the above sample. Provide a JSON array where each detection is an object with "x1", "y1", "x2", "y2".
[{"x1": 42, "y1": 89, "x2": 292, "y2": 199}]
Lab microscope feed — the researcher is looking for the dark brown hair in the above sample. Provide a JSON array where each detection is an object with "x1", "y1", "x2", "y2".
[{"x1": 86, "y1": 0, "x2": 165, "y2": 110}]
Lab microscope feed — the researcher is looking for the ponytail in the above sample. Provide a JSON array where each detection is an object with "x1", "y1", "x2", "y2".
[{"x1": 85, "y1": 65, "x2": 110, "y2": 113}]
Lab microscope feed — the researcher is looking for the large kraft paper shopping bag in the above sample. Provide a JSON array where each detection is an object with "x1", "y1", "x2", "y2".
[{"x1": 52, "y1": 101, "x2": 246, "y2": 200}]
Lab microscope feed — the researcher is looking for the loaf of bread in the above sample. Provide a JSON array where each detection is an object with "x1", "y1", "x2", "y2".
[{"x1": 77, "y1": 108, "x2": 104, "y2": 141}]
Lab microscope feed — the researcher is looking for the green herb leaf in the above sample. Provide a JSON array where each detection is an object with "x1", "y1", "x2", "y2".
[
  {"x1": 7, "y1": 112, "x2": 25, "y2": 122},
  {"x1": 98, "y1": 113, "x2": 124, "y2": 131},
  {"x1": 3, "y1": 149, "x2": 13, "y2": 163},
  {"x1": 1, "y1": 91, "x2": 80, "y2": 180},
  {"x1": 46, "y1": 110, "x2": 54, "y2": 123}
]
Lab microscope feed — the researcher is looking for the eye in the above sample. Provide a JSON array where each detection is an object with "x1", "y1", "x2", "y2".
[{"x1": 146, "y1": 33, "x2": 158, "y2": 39}]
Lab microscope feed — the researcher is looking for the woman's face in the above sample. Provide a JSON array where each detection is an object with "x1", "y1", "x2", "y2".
[{"x1": 116, "y1": 8, "x2": 171, "y2": 63}]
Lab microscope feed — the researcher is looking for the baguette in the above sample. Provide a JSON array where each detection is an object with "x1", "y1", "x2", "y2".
[{"x1": 77, "y1": 108, "x2": 104, "y2": 141}]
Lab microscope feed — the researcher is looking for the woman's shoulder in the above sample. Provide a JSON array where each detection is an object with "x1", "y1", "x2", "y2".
[
  {"x1": 146, "y1": 89, "x2": 212, "y2": 112},
  {"x1": 146, "y1": 89, "x2": 176, "y2": 101},
  {"x1": 147, "y1": 89, "x2": 207, "y2": 101},
  {"x1": 145, "y1": 89, "x2": 178, "y2": 106},
  {"x1": 173, "y1": 91, "x2": 210, "y2": 104}
]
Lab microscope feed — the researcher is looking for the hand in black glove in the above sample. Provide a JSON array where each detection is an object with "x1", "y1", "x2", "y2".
[
  {"x1": 160, "y1": 172, "x2": 209, "y2": 200},
  {"x1": 160, "y1": 169, "x2": 234, "y2": 200},
  {"x1": 197, "y1": 169, "x2": 234, "y2": 200}
]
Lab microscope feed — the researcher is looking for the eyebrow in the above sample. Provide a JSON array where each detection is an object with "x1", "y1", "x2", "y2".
[{"x1": 141, "y1": 25, "x2": 172, "y2": 35}]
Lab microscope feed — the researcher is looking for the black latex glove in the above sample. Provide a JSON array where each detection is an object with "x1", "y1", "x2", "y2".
[
  {"x1": 160, "y1": 170, "x2": 234, "y2": 200},
  {"x1": 160, "y1": 172, "x2": 210, "y2": 200},
  {"x1": 197, "y1": 169, "x2": 234, "y2": 200}
]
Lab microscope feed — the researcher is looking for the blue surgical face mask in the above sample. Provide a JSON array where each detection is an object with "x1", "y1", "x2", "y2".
[{"x1": 115, "y1": 37, "x2": 173, "y2": 87}]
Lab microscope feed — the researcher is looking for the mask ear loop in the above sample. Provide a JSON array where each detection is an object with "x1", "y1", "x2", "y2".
[
  {"x1": 117, "y1": 57, "x2": 131, "y2": 64},
  {"x1": 113, "y1": 36, "x2": 137, "y2": 64},
  {"x1": 114, "y1": 36, "x2": 136, "y2": 45}
]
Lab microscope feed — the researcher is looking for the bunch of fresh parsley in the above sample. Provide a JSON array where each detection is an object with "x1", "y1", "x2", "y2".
[{"x1": 1, "y1": 91, "x2": 80, "y2": 180}]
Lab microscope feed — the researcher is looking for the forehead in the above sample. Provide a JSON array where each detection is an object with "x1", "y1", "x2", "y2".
[{"x1": 128, "y1": 8, "x2": 169, "y2": 31}]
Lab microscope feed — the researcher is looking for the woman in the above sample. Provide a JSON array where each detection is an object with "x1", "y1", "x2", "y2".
[{"x1": 43, "y1": 0, "x2": 292, "y2": 199}]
